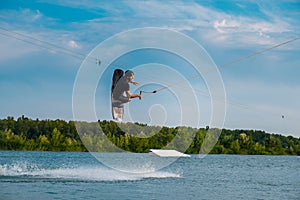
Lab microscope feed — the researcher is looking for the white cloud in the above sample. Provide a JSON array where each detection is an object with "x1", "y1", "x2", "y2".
[
  {"x1": 8, "y1": 1, "x2": 297, "y2": 51},
  {"x1": 68, "y1": 40, "x2": 80, "y2": 48},
  {"x1": 20, "y1": 9, "x2": 42, "y2": 21},
  {"x1": 5, "y1": 8, "x2": 48, "y2": 25},
  {"x1": 125, "y1": 1, "x2": 187, "y2": 19},
  {"x1": 213, "y1": 19, "x2": 240, "y2": 33},
  {"x1": 33, "y1": 9, "x2": 43, "y2": 21}
]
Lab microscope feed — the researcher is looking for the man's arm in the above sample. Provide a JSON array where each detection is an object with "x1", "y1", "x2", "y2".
[
  {"x1": 130, "y1": 81, "x2": 139, "y2": 86},
  {"x1": 126, "y1": 90, "x2": 142, "y2": 100}
]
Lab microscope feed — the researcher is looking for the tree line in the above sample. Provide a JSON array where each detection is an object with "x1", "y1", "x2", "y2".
[{"x1": 0, "y1": 116, "x2": 299, "y2": 155}]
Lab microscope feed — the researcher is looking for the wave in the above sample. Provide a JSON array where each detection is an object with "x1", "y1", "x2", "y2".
[{"x1": 0, "y1": 161, "x2": 181, "y2": 182}]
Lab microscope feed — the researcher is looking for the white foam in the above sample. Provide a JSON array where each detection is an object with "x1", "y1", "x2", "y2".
[{"x1": 0, "y1": 162, "x2": 180, "y2": 182}]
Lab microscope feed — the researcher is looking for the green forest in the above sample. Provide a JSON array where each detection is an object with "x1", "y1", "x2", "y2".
[{"x1": 0, "y1": 116, "x2": 299, "y2": 155}]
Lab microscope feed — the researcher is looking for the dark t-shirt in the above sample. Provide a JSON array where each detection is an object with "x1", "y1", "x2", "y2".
[{"x1": 112, "y1": 77, "x2": 129, "y2": 101}]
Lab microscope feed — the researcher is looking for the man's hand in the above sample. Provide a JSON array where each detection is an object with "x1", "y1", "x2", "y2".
[{"x1": 131, "y1": 81, "x2": 139, "y2": 86}]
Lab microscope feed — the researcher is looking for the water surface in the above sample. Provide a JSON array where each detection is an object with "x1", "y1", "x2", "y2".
[{"x1": 0, "y1": 151, "x2": 299, "y2": 200}]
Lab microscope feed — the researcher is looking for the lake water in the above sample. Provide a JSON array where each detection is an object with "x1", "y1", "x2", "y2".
[{"x1": 0, "y1": 151, "x2": 299, "y2": 200}]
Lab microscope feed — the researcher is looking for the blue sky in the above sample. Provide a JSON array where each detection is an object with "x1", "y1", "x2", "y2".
[{"x1": 0, "y1": 0, "x2": 299, "y2": 137}]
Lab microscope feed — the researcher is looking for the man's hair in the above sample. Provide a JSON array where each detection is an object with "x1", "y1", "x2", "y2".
[
  {"x1": 112, "y1": 69, "x2": 124, "y2": 93},
  {"x1": 125, "y1": 70, "x2": 134, "y2": 77}
]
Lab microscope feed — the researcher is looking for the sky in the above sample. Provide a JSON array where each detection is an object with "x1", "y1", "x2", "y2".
[{"x1": 0, "y1": 0, "x2": 299, "y2": 137}]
